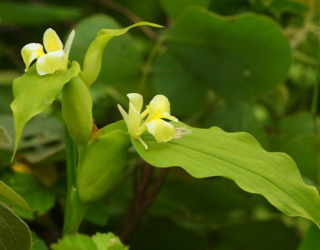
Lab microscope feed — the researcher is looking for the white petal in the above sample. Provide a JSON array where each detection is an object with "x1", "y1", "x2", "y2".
[
  {"x1": 117, "y1": 104, "x2": 128, "y2": 125},
  {"x1": 128, "y1": 102, "x2": 142, "y2": 137},
  {"x1": 146, "y1": 120, "x2": 175, "y2": 143},
  {"x1": 127, "y1": 93, "x2": 143, "y2": 113},
  {"x1": 21, "y1": 43, "x2": 44, "y2": 71},
  {"x1": 43, "y1": 28, "x2": 63, "y2": 52},
  {"x1": 36, "y1": 50, "x2": 66, "y2": 75},
  {"x1": 64, "y1": 30, "x2": 75, "y2": 58}
]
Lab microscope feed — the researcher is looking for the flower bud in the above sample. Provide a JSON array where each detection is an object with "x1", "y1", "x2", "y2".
[
  {"x1": 62, "y1": 73, "x2": 93, "y2": 145},
  {"x1": 77, "y1": 130, "x2": 131, "y2": 202}
]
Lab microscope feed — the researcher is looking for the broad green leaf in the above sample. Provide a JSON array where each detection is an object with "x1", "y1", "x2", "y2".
[
  {"x1": 132, "y1": 122, "x2": 320, "y2": 228},
  {"x1": 160, "y1": 0, "x2": 210, "y2": 19},
  {"x1": 83, "y1": 21, "x2": 163, "y2": 86},
  {"x1": 165, "y1": 8, "x2": 291, "y2": 99},
  {"x1": 0, "y1": 172, "x2": 55, "y2": 220},
  {"x1": 152, "y1": 51, "x2": 208, "y2": 116},
  {"x1": 0, "y1": 181, "x2": 29, "y2": 210},
  {"x1": 51, "y1": 234, "x2": 96, "y2": 250},
  {"x1": 298, "y1": 224, "x2": 320, "y2": 250},
  {"x1": 92, "y1": 233, "x2": 128, "y2": 250},
  {"x1": 0, "y1": 201, "x2": 31, "y2": 250},
  {"x1": 10, "y1": 61, "x2": 80, "y2": 158},
  {"x1": 0, "y1": 3, "x2": 81, "y2": 26}
]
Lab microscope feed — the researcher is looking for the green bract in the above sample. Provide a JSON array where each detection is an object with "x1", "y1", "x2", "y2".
[
  {"x1": 62, "y1": 72, "x2": 93, "y2": 145},
  {"x1": 77, "y1": 130, "x2": 131, "y2": 202},
  {"x1": 83, "y1": 22, "x2": 163, "y2": 87},
  {"x1": 10, "y1": 61, "x2": 80, "y2": 159}
]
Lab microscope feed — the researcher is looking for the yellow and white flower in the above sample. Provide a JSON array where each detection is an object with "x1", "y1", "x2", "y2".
[
  {"x1": 118, "y1": 93, "x2": 180, "y2": 149},
  {"x1": 21, "y1": 28, "x2": 75, "y2": 75}
]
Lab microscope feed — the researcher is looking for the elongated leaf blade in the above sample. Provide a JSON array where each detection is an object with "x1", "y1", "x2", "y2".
[
  {"x1": 83, "y1": 22, "x2": 163, "y2": 86},
  {"x1": 132, "y1": 122, "x2": 320, "y2": 228},
  {"x1": 0, "y1": 181, "x2": 29, "y2": 210},
  {"x1": 10, "y1": 62, "x2": 80, "y2": 158}
]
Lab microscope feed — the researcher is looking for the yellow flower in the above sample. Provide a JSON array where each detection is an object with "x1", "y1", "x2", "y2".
[
  {"x1": 118, "y1": 94, "x2": 179, "y2": 149},
  {"x1": 21, "y1": 28, "x2": 75, "y2": 75}
]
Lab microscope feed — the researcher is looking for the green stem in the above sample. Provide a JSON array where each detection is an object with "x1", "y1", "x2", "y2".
[
  {"x1": 62, "y1": 126, "x2": 88, "y2": 235},
  {"x1": 314, "y1": 34, "x2": 320, "y2": 185}
]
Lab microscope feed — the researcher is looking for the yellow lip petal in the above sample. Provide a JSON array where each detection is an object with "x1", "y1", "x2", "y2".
[
  {"x1": 43, "y1": 28, "x2": 63, "y2": 52},
  {"x1": 36, "y1": 50, "x2": 66, "y2": 75},
  {"x1": 21, "y1": 43, "x2": 45, "y2": 71},
  {"x1": 146, "y1": 119, "x2": 176, "y2": 143},
  {"x1": 147, "y1": 95, "x2": 172, "y2": 120}
]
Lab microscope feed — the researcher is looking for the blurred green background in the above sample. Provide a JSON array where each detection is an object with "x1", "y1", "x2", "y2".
[{"x1": 0, "y1": 0, "x2": 320, "y2": 249}]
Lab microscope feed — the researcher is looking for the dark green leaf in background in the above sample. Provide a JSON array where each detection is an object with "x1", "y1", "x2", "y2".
[
  {"x1": 270, "y1": 113, "x2": 320, "y2": 184},
  {"x1": 0, "y1": 172, "x2": 55, "y2": 220},
  {"x1": 31, "y1": 232, "x2": 48, "y2": 250},
  {"x1": 160, "y1": 0, "x2": 210, "y2": 20},
  {"x1": 0, "y1": 201, "x2": 31, "y2": 250},
  {"x1": 203, "y1": 101, "x2": 268, "y2": 148},
  {"x1": 165, "y1": 8, "x2": 291, "y2": 99},
  {"x1": 152, "y1": 51, "x2": 208, "y2": 116},
  {"x1": 0, "y1": 2, "x2": 81, "y2": 26}
]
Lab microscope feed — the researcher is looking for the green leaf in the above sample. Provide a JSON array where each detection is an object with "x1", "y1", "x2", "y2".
[
  {"x1": 0, "y1": 172, "x2": 55, "y2": 220},
  {"x1": 0, "y1": 114, "x2": 64, "y2": 163},
  {"x1": 51, "y1": 233, "x2": 127, "y2": 250},
  {"x1": 0, "y1": 2, "x2": 81, "y2": 26},
  {"x1": 203, "y1": 101, "x2": 268, "y2": 148},
  {"x1": 0, "y1": 181, "x2": 29, "y2": 210},
  {"x1": 31, "y1": 232, "x2": 48, "y2": 250},
  {"x1": 0, "y1": 126, "x2": 11, "y2": 148},
  {"x1": 152, "y1": 51, "x2": 208, "y2": 116},
  {"x1": 10, "y1": 62, "x2": 80, "y2": 158},
  {"x1": 84, "y1": 201, "x2": 109, "y2": 226},
  {"x1": 0, "y1": 201, "x2": 31, "y2": 250},
  {"x1": 92, "y1": 233, "x2": 128, "y2": 250},
  {"x1": 51, "y1": 234, "x2": 96, "y2": 250},
  {"x1": 270, "y1": 113, "x2": 320, "y2": 183},
  {"x1": 298, "y1": 224, "x2": 320, "y2": 250},
  {"x1": 160, "y1": 0, "x2": 210, "y2": 19},
  {"x1": 83, "y1": 21, "x2": 163, "y2": 86},
  {"x1": 132, "y1": 122, "x2": 320, "y2": 228},
  {"x1": 268, "y1": 0, "x2": 309, "y2": 17},
  {"x1": 165, "y1": 8, "x2": 291, "y2": 99},
  {"x1": 215, "y1": 220, "x2": 299, "y2": 250}
]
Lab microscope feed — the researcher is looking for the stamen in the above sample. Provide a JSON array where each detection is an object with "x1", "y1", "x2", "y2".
[{"x1": 174, "y1": 127, "x2": 192, "y2": 139}]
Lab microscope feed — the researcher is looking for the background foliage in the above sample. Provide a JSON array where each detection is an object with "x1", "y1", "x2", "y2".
[{"x1": 0, "y1": 0, "x2": 320, "y2": 249}]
